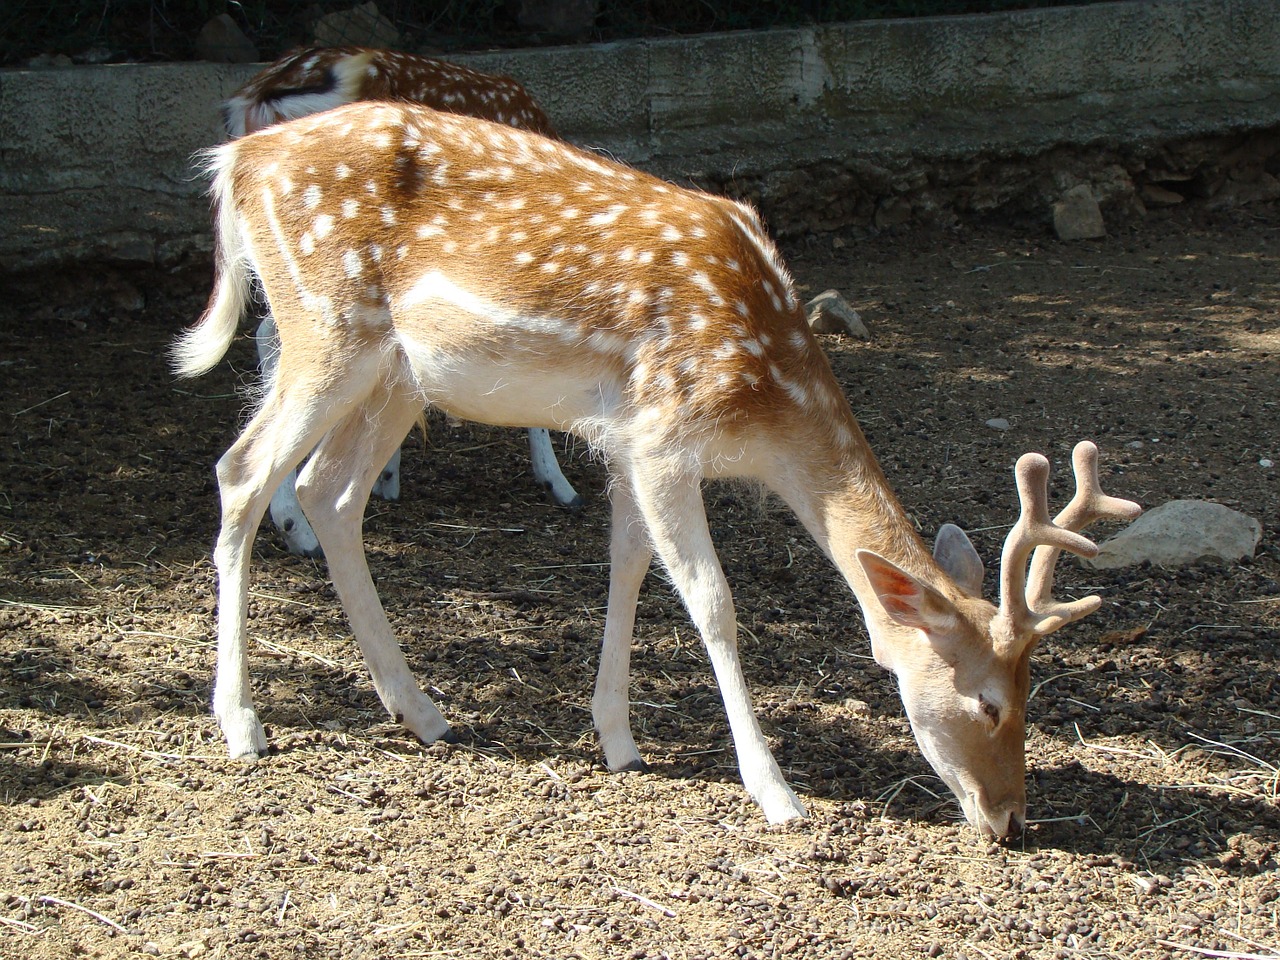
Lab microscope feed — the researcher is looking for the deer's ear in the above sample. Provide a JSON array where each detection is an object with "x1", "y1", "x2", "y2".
[
  {"x1": 857, "y1": 550, "x2": 959, "y2": 636},
  {"x1": 934, "y1": 523, "x2": 984, "y2": 597}
]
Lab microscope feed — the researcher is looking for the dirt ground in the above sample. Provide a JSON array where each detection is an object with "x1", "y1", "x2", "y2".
[{"x1": 1, "y1": 201, "x2": 1277, "y2": 960}]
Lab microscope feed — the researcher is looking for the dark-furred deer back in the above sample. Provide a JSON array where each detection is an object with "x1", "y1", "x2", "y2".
[{"x1": 223, "y1": 46, "x2": 557, "y2": 139}]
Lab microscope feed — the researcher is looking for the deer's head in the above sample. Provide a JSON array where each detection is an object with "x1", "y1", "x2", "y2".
[{"x1": 857, "y1": 442, "x2": 1141, "y2": 838}]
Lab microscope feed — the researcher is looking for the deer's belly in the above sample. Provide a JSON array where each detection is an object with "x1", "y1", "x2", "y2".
[{"x1": 400, "y1": 341, "x2": 620, "y2": 434}]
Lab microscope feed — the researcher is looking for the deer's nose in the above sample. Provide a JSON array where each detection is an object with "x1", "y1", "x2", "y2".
[{"x1": 1001, "y1": 809, "x2": 1025, "y2": 841}]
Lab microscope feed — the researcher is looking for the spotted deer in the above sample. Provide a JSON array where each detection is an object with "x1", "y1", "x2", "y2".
[
  {"x1": 222, "y1": 45, "x2": 558, "y2": 139},
  {"x1": 225, "y1": 46, "x2": 580, "y2": 556},
  {"x1": 172, "y1": 101, "x2": 1140, "y2": 837}
]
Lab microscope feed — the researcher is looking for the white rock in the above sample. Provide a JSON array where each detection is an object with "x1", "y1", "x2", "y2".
[
  {"x1": 1053, "y1": 184, "x2": 1106, "y2": 241},
  {"x1": 1261, "y1": 459, "x2": 1273, "y2": 468},
  {"x1": 1086, "y1": 500, "x2": 1261, "y2": 569},
  {"x1": 985, "y1": 418, "x2": 1011, "y2": 431},
  {"x1": 805, "y1": 289, "x2": 870, "y2": 338}
]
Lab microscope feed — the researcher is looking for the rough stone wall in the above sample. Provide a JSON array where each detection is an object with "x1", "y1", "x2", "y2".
[
  {"x1": 1, "y1": 0, "x2": 1278, "y2": 274},
  {"x1": 714, "y1": 130, "x2": 1280, "y2": 238}
]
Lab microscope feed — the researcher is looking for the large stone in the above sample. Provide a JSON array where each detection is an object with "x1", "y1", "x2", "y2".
[
  {"x1": 313, "y1": 3, "x2": 401, "y2": 49},
  {"x1": 194, "y1": 14, "x2": 259, "y2": 64},
  {"x1": 874, "y1": 195, "x2": 913, "y2": 229},
  {"x1": 1210, "y1": 170, "x2": 1280, "y2": 209},
  {"x1": 1085, "y1": 500, "x2": 1261, "y2": 569},
  {"x1": 806, "y1": 290, "x2": 870, "y2": 338},
  {"x1": 1053, "y1": 184, "x2": 1106, "y2": 240}
]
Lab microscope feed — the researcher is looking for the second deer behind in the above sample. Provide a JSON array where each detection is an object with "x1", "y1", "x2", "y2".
[{"x1": 225, "y1": 46, "x2": 581, "y2": 556}]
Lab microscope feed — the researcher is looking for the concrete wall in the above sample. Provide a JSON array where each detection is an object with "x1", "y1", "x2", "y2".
[{"x1": 1, "y1": 0, "x2": 1278, "y2": 272}]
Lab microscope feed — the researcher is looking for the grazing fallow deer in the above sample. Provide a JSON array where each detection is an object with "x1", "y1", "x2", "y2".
[
  {"x1": 172, "y1": 101, "x2": 1140, "y2": 837},
  {"x1": 225, "y1": 46, "x2": 580, "y2": 556}
]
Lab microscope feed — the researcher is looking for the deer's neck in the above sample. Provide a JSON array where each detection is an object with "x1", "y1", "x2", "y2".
[{"x1": 771, "y1": 430, "x2": 943, "y2": 656}]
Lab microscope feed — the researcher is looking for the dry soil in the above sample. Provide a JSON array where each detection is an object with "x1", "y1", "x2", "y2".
[{"x1": 1, "y1": 203, "x2": 1277, "y2": 959}]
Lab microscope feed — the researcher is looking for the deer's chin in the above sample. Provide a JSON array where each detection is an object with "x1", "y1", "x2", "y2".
[
  {"x1": 912, "y1": 737, "x2": 999, "y2": 836},
  {"x1": 956, "y1": 790, "x2": 1026, "y2": 841},
  {"x1": 957, "y1": 792, "x2": 984, "y2": 831}
]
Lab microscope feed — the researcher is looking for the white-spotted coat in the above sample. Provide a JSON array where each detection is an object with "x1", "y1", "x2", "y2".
[{"x1": 175, "y1": 102, "x2": 1140, "y2": 835}]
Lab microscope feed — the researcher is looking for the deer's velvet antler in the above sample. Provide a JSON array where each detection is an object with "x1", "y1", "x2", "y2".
[{"x1": 998, "y1": 442, "x2": 1143, "y2": 647}]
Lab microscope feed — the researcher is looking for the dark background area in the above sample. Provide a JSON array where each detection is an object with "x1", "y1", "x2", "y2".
[{"x1": 3, "y1": 0, "x2": 1105, "y2": 67}]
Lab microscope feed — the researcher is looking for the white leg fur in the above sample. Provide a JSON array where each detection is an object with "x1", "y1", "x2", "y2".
[
  {"x1": 592, "y1": 474, "x2": 652, "y2": 771},
  {"x1": 627, "y1": 463, "x2": 807, "y2": 824},
  {"x1": 528, "y1": 428, "x2": 581, "y2": 506},
  {"x1": 295, "y1": 379, "x2": 451, "y2": 744},
  {"x1": 211, "y1": 374, "x2": 368, "y2": 757}
]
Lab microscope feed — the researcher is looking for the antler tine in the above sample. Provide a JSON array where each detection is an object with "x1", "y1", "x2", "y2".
[
  {"x1": 997, "y1": 452, "x2": 1099, "y2": 641},
  {"x1": 1026, "y1": 441, "x2": 1144, "y2": 613}
]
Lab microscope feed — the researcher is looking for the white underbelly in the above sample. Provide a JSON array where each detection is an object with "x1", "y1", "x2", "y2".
[
  {"x1": 392, "y1": 270, "x2": 626, "y2": 434},
  {"x1": 398, "y1": 338, "x2": 618, "y2": 433}
]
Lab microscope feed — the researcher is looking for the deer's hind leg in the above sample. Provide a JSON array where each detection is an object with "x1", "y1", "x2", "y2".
[
  {"x1": 212, "y1": 350, "x2": 386, "y2": 759},
  {"x1": 295, "y1": 373, "x2": 451, "y2": 745},
  {"x1": 256, "y1": 314, "x2": 403, "y2": 557}
]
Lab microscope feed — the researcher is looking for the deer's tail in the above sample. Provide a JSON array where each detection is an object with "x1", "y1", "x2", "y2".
[{"x1": 170, "y1": 144, "x2": 253, "y2": 380}]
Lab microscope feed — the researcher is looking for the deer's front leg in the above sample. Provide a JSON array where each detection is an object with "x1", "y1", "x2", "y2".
[
  {"x1": 296, "y1": 380, "x2": 450, "y2": 745},
  {"x1": 592, "y1": 474, "x2": 653, "y2": 771},
  {"x1": 628, "y1": 465, "x2": 807, "y2": 824}
]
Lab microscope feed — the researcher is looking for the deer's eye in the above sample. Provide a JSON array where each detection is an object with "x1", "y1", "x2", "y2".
[{"x1": 978, "y1": 694, "x2": 1001, "y2": 729}]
